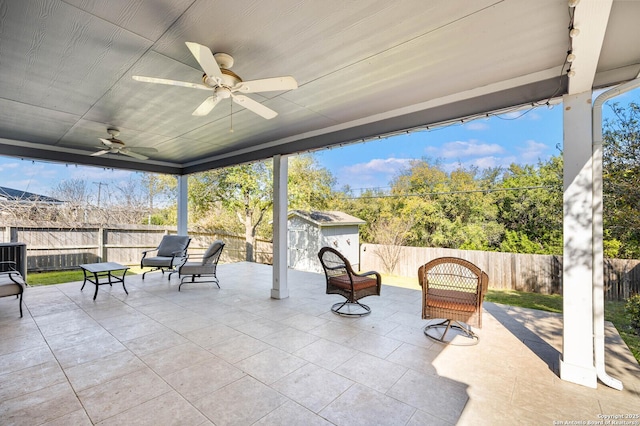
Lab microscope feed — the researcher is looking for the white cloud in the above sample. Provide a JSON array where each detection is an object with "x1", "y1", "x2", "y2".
[
  {"x1": 464, "y1": 121, "x2": 489, "y2": 131},
  {"x1": 343, "y1": 158, "x2": 413, "y2": 174},
  {"x1": 438, "y1": 140, "x2": 505, "y2": 158},
  {"x1": 338, "y1": 157, "x2": 414, "y2": 188},
  {"x1": 69, "y1": 166, "x2": 133, "y2": 183},
  {"x1": 517, "y1": 139, "x2": 548, "y2": 162},
  {"x1": 0, "y1": 162, "x2": 19, "y2": 172}
]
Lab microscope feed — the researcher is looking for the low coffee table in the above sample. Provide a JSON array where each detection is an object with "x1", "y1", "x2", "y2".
[{"x1": 79, "y1": 262, "x2": 130, "y2": 300}]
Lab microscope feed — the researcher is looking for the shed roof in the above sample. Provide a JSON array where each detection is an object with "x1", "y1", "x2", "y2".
[{"x1": 288, "y1": 210, "x2": 365, "y2": 227}]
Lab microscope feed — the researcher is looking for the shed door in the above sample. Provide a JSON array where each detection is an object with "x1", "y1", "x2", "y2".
[{"x1": 288, "y1": 227, "x2": 307, "y2": 270}]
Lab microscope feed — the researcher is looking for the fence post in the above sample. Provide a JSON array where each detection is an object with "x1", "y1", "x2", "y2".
[
  {"x1": 9, "y1": 226, "x2": 18, "y2": 242},
  {"x1": 97, "y1": 227, "x2": 106, "y2": 262}
]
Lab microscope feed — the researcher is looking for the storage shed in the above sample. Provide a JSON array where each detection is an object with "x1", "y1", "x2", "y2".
[{"x1": 288, "y1": 210, "x2": 365, "y2": 273}]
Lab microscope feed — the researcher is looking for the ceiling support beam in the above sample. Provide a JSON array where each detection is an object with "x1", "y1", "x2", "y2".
[{"x1": 567, "y1": 0, "x2": 613, "y2": 94}]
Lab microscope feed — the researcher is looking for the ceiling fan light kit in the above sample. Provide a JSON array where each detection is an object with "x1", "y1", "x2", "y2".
[
  {"x1": 132, "y1": 42, "x2": 298, "y2": 119},
  {"x1": 91, "y1": 128, "x2": 158, "y2": 160}
]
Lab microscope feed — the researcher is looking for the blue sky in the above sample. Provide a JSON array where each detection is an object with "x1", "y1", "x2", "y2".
[
  {"x1": 0, "y1": 92, "x2": 633, "y2": 197},
  {"x1": 315, "y1": 105, "x2": 563, "y2": 190}
]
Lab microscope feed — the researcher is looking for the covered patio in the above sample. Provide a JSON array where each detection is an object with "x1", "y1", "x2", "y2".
[{"x1": 1, "y1": 263, "x2": 638, "y2": 425}]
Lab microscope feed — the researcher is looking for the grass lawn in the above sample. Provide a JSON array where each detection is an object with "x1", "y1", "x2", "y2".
[{"x1": 27, "y1": 266, "x2": 141, "y2": 286}]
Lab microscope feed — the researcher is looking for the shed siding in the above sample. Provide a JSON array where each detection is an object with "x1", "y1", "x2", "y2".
[{"x1": 287, "y1": 217, "x2": 362, "y2": 273}]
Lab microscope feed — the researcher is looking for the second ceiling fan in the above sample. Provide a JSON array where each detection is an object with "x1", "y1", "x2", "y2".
[{"x1": 133, "y1": 42, "x2": 298, "y2": 119}]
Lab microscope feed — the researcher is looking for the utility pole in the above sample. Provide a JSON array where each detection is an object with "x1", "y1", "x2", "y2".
[{"x1": 93, "y1": 182, "x2": 108, "y2": 207}]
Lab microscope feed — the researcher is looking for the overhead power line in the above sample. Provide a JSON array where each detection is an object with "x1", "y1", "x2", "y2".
[{"x1": 340, "y1": 185, "x2": 560, "y2": 200}]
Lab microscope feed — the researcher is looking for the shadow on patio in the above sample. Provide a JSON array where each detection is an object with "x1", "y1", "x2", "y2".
[{"x1": 1, "y1": 262, "x2": 639, "y2": 425}]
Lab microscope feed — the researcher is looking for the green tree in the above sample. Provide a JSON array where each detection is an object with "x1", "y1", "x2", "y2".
[
  {"x1": 190, "y1": 162, "x2": 272, "y2": 262},
  {"x1": 388, "y1": 160, "x2": 502, "y2": 249},
  {"x1": 189, "y1": 154, "x2": 336, "y2": 262},
  {"x1": 494, "y1": 156, "x2": 563, "y2": 254},
  {"x1": 603, "y1": 101, "x2": 640, "y2": 258},
  {"x1": 288, "y1": 155, "x2": 336, "y2": 210}
]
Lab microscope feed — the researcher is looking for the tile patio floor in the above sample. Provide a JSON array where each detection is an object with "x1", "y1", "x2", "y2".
[{"x1": 1, "y1": 262, "x2": 639, "y2": 425}]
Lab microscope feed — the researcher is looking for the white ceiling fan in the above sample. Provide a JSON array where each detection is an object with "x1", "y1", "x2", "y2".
[
  {"x1": 92, "y1": 128, "x2": 158, "y2": 160},
  {"x1": 132, "y1": 42, "x2": 298, "y2": 119}
]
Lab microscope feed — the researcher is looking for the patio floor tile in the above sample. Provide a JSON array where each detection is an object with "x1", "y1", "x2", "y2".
[
  {"x1": 0, "y1": 360, "x2": 67, "y2": 401},
  {"x1": 77, "y1": 367, "x2": 171, "y2": 423},
  {"x1": 260, "y1": 326, "x2": 319, "y2": 353},
  {"x1": 334, "y1": 352, "x2": 407, "y2": 393},
  {"x1": 319, "y1": 383, "x2": 415, "y2": 426},
  {"x1": 122, "y1": 329, "x2": 189, "y2": 356},
  {"x1": 387, "y1": 369, "x2": 469, "y2": 425},
  {"x1": 0, "y1": 381, "x2": 83, "y2": 426},
  {"x1": 183, "y1": 323, "x2": 243, "y2": 349},
  {"x1": 0, "y1": 344, "x2": 57, "y2": 375},
  {"x1": 2, "y1": 262, "x2": 639, "y2": 424},
  {"x1": 208, "y1": 333, "x2": 271, "y2": 363},
  {"x1": 139, "y1": 342, "x2": 216, "y2": 376},
  {"x1": 193, "y1": 375, "x2": 288, "y2": 426},
  {"x1": 163, "y1": 356, "x2": 245, "y2": 402},
  {"x1": 235, "y1": 346, "x2": 307, "y2": 384},
  {"x1": 64, "y1": 350, "x2": 147, "y2": 392},
  {"x1": 95, "y1": 391, "x2": 210, "y2": 426},
  {"x1": 52, "y1": 334, "x2": 127, "y2": 369},
  {"x1": 252, "y1": 400, "x2": 334, "y2": 426},
  {"x1": 293, "y1": 337, "x2": 359, "y2": 370},
  {"x1": 272, "y1": 363, "x2": 354, "y2": 412}
]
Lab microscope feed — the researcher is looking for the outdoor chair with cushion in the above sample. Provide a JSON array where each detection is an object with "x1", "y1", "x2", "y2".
[
  {"x1": 418, "y1": 257, "x2": 489, "y2": 344},
  {"x1": 318, "y1": 246, "x2": 381, "y2": 316},
  {"x1": 141, "y1": 235, "x2": 191, "y2": 279},
  {"x1": 0, "y1": 260, "x2": 26, "y2": 317},
  {"x1": 178, "y1": 240, "x2": 225, "y2": 291}
]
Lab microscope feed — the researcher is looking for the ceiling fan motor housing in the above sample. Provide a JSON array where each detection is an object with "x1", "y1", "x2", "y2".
[{"x1": 202, "y1": 68, "x2": 242, "y2": 88}]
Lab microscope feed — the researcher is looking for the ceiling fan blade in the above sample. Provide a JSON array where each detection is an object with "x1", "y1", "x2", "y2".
[
  {"x1": 192, "y1": 96, "x2": 221, "y2": 116},
  {"x1": 132, "y1": 75, "x2": 210, "y2": 91},
  {"x1": 231, "y1": 94, "x2": 277, "y2": 119},
  {"x1": 91, "y1": 149, "x2": 111, "y2": 157},
  {"x1": 120, "y1": 149, "x2": 148, "y2": 160},
  {"x1": 129, "y1": 147, "x2": 158, "y2": 154},
  {"x1": 185, "y1": 42, "x2": 223, "y2": 82},
  {"x1": 99, "y1": 138, "x2": 114, "y2": 147},
  {"x1": 235, "y1": 76, "x2": 298, "y2": 94}
]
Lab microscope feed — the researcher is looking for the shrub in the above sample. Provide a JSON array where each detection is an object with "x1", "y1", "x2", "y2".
[{"x1": 626, "y1": 294, "x2": 640, "y2": 332}]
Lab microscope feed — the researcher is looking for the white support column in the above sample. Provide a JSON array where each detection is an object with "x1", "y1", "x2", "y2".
[
  {"x1": 177, "y1": 175, "x2": 188, "y2": 236},
  {"x1": 272, "y1": 155, "x2": 289, "y2": 299},
  {"x1": 560, "y1": 91, "x2": 597, "y2": 388}
]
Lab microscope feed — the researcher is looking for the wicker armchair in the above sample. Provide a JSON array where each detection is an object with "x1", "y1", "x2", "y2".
[
  {"x1": 178, "y1": 240, "x2": 224, "y2": 291},
  {"x1": 0, "y1": 261, "x2": 26, "y2": 317},
  {"x1": 318, "y1": 246, "x2": 381, "y2": 316},
  {"x1": 418, "y1": 257, "x2": 488, "y2": 344}
]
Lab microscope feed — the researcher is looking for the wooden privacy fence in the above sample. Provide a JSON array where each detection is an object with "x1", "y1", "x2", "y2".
[
  {"x1": 0, "y1": 225, "x2": 273, "y2": 272},
  {"x1": 360, "y1": 243, "x2": 640, "y2": 300},
  {"x1": 3, "y1": 224, "x2": 639, "y2": 300}
]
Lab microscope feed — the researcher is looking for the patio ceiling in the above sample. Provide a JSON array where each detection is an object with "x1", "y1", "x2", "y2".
[{"x1": 0, "y1": 0, "x2": 639, "y2": 175}]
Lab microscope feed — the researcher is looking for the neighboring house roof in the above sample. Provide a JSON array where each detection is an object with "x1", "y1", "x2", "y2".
[
  {"x1": 0, "y1": 186, "x2": 63, "y2": 204},
  {"x1": 288, "y1": 210, "x2": 365, "y2": 227}
]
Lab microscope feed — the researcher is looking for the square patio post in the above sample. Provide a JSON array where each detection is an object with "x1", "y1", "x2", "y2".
[
  {"x1": 560, "y1": 91, "x2": 597, "y2": 388},
  {"x1": 272, "y1": 154, "x2": 289, "y2": 299},
  {"x1": 177, "y1": 175, "x2": 188, "y2": 236}
]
